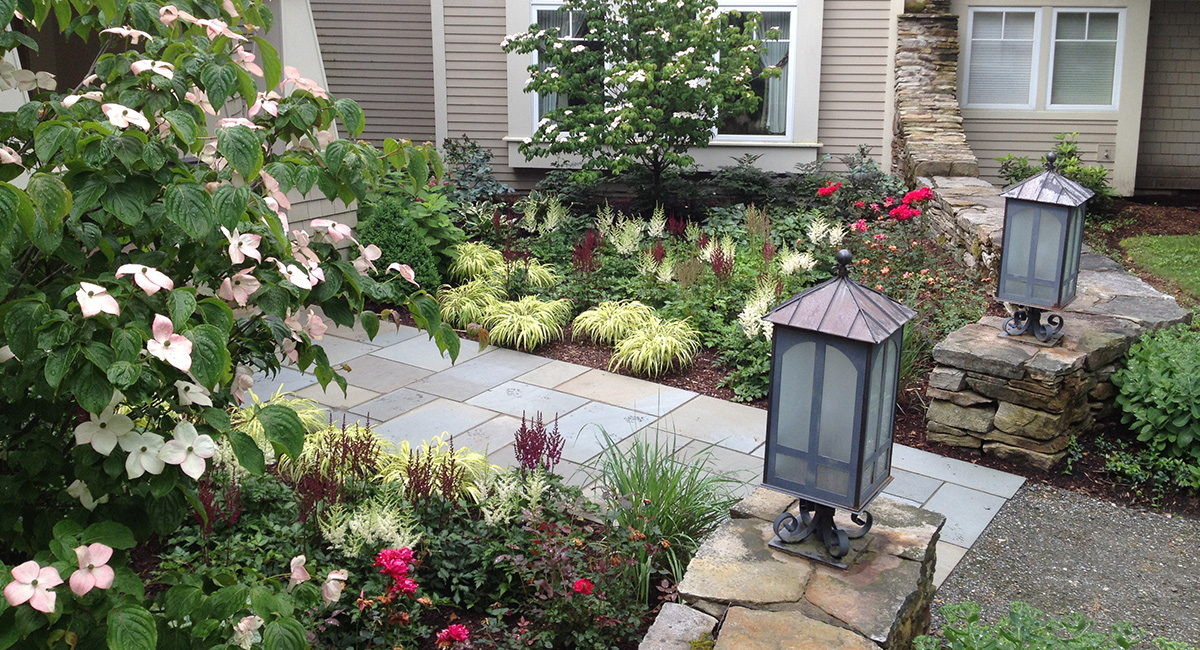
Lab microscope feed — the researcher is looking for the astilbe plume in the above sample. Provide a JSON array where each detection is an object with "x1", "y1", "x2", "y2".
[
  {"x1": 666, "y1": 214, "x2": 687, "y2": 238},
  {"x1": 403, "y1": 444, "x2": 466, "y2": 503},
  {"x1": 762, "y1": 240, "x2": 776, "y2": 263},
  {"x1": 194, "y1": 475, "x2": 244, "y2": 536},
  {"x1": 650, "y1": 239, "x2": 666, "y2": 264},
  {"x1": 573, "y1": 228, "x2": 602, "y2": 275},
  {"x1": 711, "y1": 248, "x2": 734, "y2": 280},
  {"x1": 291, "y1": 418, "x2": 382, "y2": 522},
  {"x1": 514, "y1": 411, "x2": 565, "y2": 473}
]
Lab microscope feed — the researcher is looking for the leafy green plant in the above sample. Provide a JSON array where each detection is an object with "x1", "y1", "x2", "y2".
[
  {"x1": 1112, "y1": 323, "x2": 1200, "y2": 460},
  {"x1": 442, "y1": 134, "x2": 513, "y2": 204},
  {"x1": 497, "y1": 257, "x2": 561, "y2": 290},
  {"x1": 376, "y1": 141, "x2": 467, "y2": 271},
  {"x1": 591, "y1": 428, "x2": 746, "y2": 583},
  {"x1": 449, "y1": 241, "x2": 505, "y2": 282},
  {"x1": 437, "y1": 277, "x2": 505, "y2": 328},
  {"x1": 357, "y1": 196, "x2": 443, "y2": 293},
  {"x1": 375, "y1": 434, "x2": 499, "y2": 503},
  {"x1": 996, "y1": 133, "x2": 1113, "y2": 209},
  {"x1": 572, "y1": 300, "x2": 657, "y2": 346},
  {"x1": 481, "y1": 296, "x2": 573, "y2": 351},
  {"x1": 610, "y1": 317, "x2": 701, "y2": 378},
  {"x1": 915, "y1": 601, "x2": 1193, "y2": 650}
]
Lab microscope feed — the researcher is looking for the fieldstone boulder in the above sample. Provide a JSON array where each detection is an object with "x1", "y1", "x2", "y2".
[
  {"x1": 714, "y1": 607, "x2": 878, "y2": 650},
  {"x1": 983, "y1": 442, "x2": 1065, "y2": 472},
  {"x1": 677, "y1": 519, "x2": 812, "y2": 606},
  {"x1": 638, "y1": 603, "x2": 717, "y2": 650},
  {"x1": 927, "y1": 400, "x2": 996, "y2": 433},
  {"x1": 932, "y1": 324, "x2": 1037, "y2": 379}
]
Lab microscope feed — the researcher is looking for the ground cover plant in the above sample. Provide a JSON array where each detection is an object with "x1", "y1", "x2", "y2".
[
  {"x1": 0, "y1": 1, "x2": 463, "y2": 646},
  {"x1": 1119, "y1": 235, "x2": 1200, "y2": 302}
]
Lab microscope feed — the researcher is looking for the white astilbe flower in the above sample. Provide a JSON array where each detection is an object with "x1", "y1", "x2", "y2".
[
  {"x1": 656, "y1": 256, "x2": 675, "y2": 283},
  {"x1": 737, "y1": 280, "x2": 778, "y2": 340},
  {"x1": 827, "y1": 222, "x2": 848, "y2": 247},
  {"x1": 778, "y1": 248, "x2": 818, "y2": 275},
  {"x1": 595, "y1": 204, "x2": 619, "y2": 239},
  {"x1": 636, "y1": 250, "x2": 658, "y2": 277},
  {"x1": 720, "y1": 235, "x2": 738, "y2": 261},
  {"x1": 684, "y1": 222, "x2": 703, "y2": 243},
  {"x1": 319, "y1": 493, "x2": 421, "y2": 559},
  {"x1": 807, "y1": 217, "x2": 830, "y2": 247},
  {"x1": 647, "y1": 206, "x2": 666, "y2": 238},
  {"x1": 699, "y1": 238, "x2": 719, "y2": 263},
  {"x1": 612, "y1": 218, "x2": 644, "y2": 256}
]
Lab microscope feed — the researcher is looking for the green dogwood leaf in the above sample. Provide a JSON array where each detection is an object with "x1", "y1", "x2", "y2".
[
  {"x1": 263, "y1": 619, "x2": 307, "y2": 650},
  {"x1": 228, "y1": 430, "x2": 265, "y2": 476},
  {"x1": 187, "y1": 324, "x2": 230, "y2": 390},
  {"x1": 217, "y1": 125, "x2": 263, "y2": 180},
  {"x1": 165, "y1": 182, "x2": 214, "y2": 239},
  {"x1": 256, "y1": 404, "x2": 304, "y2": 461},
  {"x1": 107, "y1": 604, "x2": 157, "y2": 650}
]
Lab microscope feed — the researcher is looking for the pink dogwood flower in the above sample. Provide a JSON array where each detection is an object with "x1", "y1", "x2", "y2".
[
  {"x1": 116, "y1": 264, "x2": 174, "y2": 295},
  {"x1": 1, "y1": 145, "x2": 23, "y2": 166},
  {"x1": 4, "y1": 561, "x2": 63, "y2": 613},
  {"x1": 352, "y1": 244, "x2": 382, "y2": 274},
  {"x1": 259, "y1": 170, "x2": 290, "y2": 210},
  {"x1": 282, "y1": 66, "x2": 328, "y2": 99},
  {"x1": 306, "y1": 310, "x2": 328, "y2": 340},
  {"x1": 60, "y1": 91, "x2": 103, "y2": 108},
  {"x1": 121, "y1": 432, "x2": 166, "y2": 479},
  {"x1": 232, "y1": 47, "x2": 263, "y2": 77},
  {"x1": 310, "y1": 219, "x2": 354, "y2": 243},
  {"x1": 73, "y1": 403, "x2": 135, "y2": 456},
  {"x1": 146, "y1": 314, "x2": 193, "y2": 371},
  {"x1": 101, "y1": 26, "x2": 153, "y2": 43},
  {"x1": 231, "y1": 365, "x2": 255, "y2": 404},
  {"x1": 69, "y1": 544, "x2": 115, "y2": 597},
  {"x1": 387, "y1": 263, "x2": 419, "y2": 286},
  {"x1": 249, "y1": 91, "x2": 280, "y2": 118},
  {"x1": 158, "y1": 5, "x2": 197, "y2": 27},
  {"x1": 215, "y1": 117, "x2": 265, "y2": 130},
  {"x1": 322, "y1": 570, "x2": 349, "y2": 603},
  {"x1": 101, "y1": 103, "x2": 150, "y2": 130},
  {"x1": 186, "y1": 88, "x2": 216, "y2": 115},
  {"x1": 218, "y1": 268, "x2": 261, "y2": 306},
  {"x1": 274, "y1": 260, "x2": 313, "y2": 290},
  {"x1": 76, "y1": 282, "x2": 120, "y2": 318},
  {"x1": 158, "y1": 421, "x2": 215, "y2": 479},
  {"x1": 130, "y1": 59, "x2": 175, "y2": 79},
  {"x1": 195, "y1": 17, "x2": 247, "y2": 41},
  {"x1": 175, "y1": 380, "x2": 213, "y2": 406},
  {"x1": 221, "y1": 226, "x2": 263, "y2": 264},
  {"x1": 288, "y1": 556, "x2": 311, "y2": 591}
]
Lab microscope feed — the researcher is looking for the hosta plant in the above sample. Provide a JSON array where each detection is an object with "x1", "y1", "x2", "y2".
[
  {"x1": 482, "y1": 296, "x2": 572, "y2": 352},
  {"x1": 572, "y1": 300, "x2": 656, "y2": 347},
  {"x1": 1112, "y1": 323, "x2": 1200, "y2": 460},
  {"x1": 0, "y1": 0, "x2": 458, "y2": 645},
  {"x1": 609, "y1": 317, "x2": 701, "y2": 378}
]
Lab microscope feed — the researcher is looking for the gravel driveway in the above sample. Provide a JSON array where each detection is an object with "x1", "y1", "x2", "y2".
[{"x1": 931, "y1": 483, "x2": 1200, "y2": 647}]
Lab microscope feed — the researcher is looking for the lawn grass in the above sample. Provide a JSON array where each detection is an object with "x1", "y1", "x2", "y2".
[{"x1": 1120, "y1": 234, "x2": 1200, "y2": 302}]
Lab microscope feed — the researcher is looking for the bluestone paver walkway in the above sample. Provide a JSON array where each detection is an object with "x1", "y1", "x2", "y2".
[{"x1": 255, "y1": 323, "x2": 1025, "y2": 587}]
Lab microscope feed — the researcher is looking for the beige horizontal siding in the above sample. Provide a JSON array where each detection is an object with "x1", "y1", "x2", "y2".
[
  {"x1": 962, "y1": 118, "x2": 1118, "y2": 185},
  {"x1": 817, "y1": 0, "x2": 894, "y2": 170},
  {"x1": 443, "y1": 0, "x2": 528, "y2": 188},
  {"x1": 1136, "y1": 0, "x2": 1200, "y2": 190},
  {"x1": 311, "y1": 0, "x2": 437, "y2": 145}
]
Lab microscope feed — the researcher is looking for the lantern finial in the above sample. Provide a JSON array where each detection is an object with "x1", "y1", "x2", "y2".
[
  {"x1": 1044, "y1": 151, "x2": 1057, "y2": 171},
  {"x1": 835, "y1": 249, "x2": 853, "y2": 278}
]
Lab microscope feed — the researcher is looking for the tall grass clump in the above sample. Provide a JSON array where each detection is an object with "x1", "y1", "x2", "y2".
[
  {"x1": 609, "y1": 318, "x2": 701, "y2": 378},
  {"x1": 572, "y1": 301, "x2": 657, "y2": 347}
]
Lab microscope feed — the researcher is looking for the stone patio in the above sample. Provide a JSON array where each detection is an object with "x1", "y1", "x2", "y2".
[{"x1": 254, "y1": 324, "x2": 1026, "y2": 586}]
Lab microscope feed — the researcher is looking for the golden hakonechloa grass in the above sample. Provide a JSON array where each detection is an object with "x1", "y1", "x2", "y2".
[
  {"x1": 572, "y1": 300, "x2": 656, "y2": 347},
  {"x1": 437, "y1": 277, "x2": 505, "y2": 328},
  {"x1": 481, "y1": 296, "x2": 572, "y2": 352},
  {"x1": 609, "y1": 317, "x2": 701, "y2": 378},
  {"x1": 450, "y1": 241, "x2": 505, "y2": 282}
]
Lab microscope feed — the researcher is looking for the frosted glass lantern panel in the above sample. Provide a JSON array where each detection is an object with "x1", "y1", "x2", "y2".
[
  {"x1": 775, "y1": 454, "x2": 807, "y2": 485},
  {"x1": 1001, "y1": 205, "x2": 1035, "y2": 297},
  {"x1": 817, "y1": 345, "x2": 858, "y2": 464},
  {"x1": 1031, "y1": 208, "x2": 1065, "y2": 302},
  {"x1": 816, "y1": 465, "x2": 849, "y2": 499},
  {"x1": 862, "y1": 343, "x2": 886, "y2": 459},
  {"x1": 775, "y1": 340, "x2": 815, "y2": 452}
]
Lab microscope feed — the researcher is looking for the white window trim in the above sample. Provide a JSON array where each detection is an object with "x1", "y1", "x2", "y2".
[
  {"x1": 529, "y1": 1, "x2": 590, "y2": 135},
  {"x1": 711, "y1": 2, "x2": 798, "y2": 142},
  {"x1": 962, "y1": 7, "x2": 1041, "y2": 110},
  {"x1": 1045, "y1": 8, "x2": 1124, "y2": 111}
]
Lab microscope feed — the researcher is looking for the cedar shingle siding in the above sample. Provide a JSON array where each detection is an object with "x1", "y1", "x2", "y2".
[{"x1": 1136, "y1": 0, "x2": 1200, "y2": 191}]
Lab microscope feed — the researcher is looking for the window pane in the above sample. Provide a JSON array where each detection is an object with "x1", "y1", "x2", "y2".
[
  {"x1": 1088, "y1": 13, "x2": 1119, "y2": 40},
  {"x1": 968, "y1": 11, "x2": 1035, "y2": 106},
  {"x1": 1052, "y1": 41, "x2": 1116, "y2": 104},
  {"x1": 718, "y1": 11, "x2": 790, "y2": 136},
  {"x1": 1056, "y1": 12, "x2": 1087, "y2": 39}
]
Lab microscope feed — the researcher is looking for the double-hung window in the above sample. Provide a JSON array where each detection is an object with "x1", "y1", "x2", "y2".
[
  {"x1": 1048, "y1": 10, "x2": 1122, "y2": 108},
  {"x1": 964, "y1": 9, "x2": 1039, "y2": 108},
  {"x1": 531, "y1": 5, "x2": 595, "y2": 125},
  {"x1": 717, "y1": 7, "x2": 795, "y2": 138},
  {"x1": 964, "y1": 7, "x2": 1124, "y2": 111}
]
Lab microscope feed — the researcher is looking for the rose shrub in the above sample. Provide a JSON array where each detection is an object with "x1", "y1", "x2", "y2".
[{"x1": 0, "y1": 1, "x2": 457, "y2": 646}]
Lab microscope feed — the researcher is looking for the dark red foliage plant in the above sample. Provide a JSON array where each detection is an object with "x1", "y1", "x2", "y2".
[
  {"x1": 573, "y1": 229, "x2": 602, "y2": 276},
  {"x1": 514, "y1": 411, "x2": 565, "y2": 473}
]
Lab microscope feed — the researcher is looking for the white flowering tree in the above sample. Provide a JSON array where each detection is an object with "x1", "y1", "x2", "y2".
[
  {"x1": 502, "y1": 0, "x2": 770, "y2": 197},
  {"x1": 0, "y1": 1, "x2": 457, "y2": 645}
]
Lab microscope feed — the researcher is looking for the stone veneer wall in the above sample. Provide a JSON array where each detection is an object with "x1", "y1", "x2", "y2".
[
  {"x1": 639, "y1": 488, "x2": 945, "y2": 650},
  {"x1": 892, "y1": 7, "x2": 1192, "y2": 470}
]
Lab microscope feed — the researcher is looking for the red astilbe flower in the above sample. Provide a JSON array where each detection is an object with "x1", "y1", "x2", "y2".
[
  {"x1": 651, "y1": 239, "x2": 666, "y2": 264},
  {"x1": 666, "y1": 214, "x2": 687, "y2": 237},
  {"x1": 573, "y1": 228, "x2": 602, "y2": 275},
  {"x1": 710, "y1": 248, "x2": 734, "y2": 280},
  {"x1": 514, "y1": 411, "x2": 565, "y2": 473},
  {"x1": 761, "y1": 240, "x2": 776, "y2": 263},
  {"x1": 696, "y1": 232, "x2": 709, "y2": 250},
  {"x1": 817, "y1": 181, "x2": 841, "y2": 197}
]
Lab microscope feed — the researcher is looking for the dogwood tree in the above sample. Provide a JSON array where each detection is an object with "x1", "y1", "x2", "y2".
[
  {"x1": 502, "y1": 0, "x2": 773, "y2": 197},
  {"x1": 0, "y1": 0, "x2": 456, "y2": 644}
]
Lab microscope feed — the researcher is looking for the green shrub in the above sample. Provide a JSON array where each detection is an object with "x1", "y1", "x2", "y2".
[
  {"x1": 996, "y1": 133, "x2": 1113, "y2": 208},
  {"x1": 358, "y1": 197, "x2": 442, "y2": 293},
  {"x1": 573, "y1": 300, "x2": 657, "y2": 347},
  {"x1": 916, "y1": 601, "x2": 1195, "y2": 650},
  {"x1": 610, "y1": 317, "x2": 701, "y2": 378},
  {"x1": 1112, "y1": 323, "x2": 1200, "y2": 461}
]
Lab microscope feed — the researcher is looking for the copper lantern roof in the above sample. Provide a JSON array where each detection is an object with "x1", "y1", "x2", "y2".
[{"x1": 1000, "y1": 169, "x2": 1094, "y2": 207}]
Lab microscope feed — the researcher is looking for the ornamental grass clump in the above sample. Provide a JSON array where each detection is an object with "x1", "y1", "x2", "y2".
[
  {"x1": 437, "y1": 277, "x2": 505, "y2": 328},
  {"x1": 609, "y1": 317, "x2": 701, "y2": 378},
  {"x1": 376, "y1": 434, "x2": 498, "y2": 503},
  {"x1": 450, "y1": 241, "x2": 505, "y2": 281},
  {"x1": 481, "y1": 296, "x2": 572, "y2": 351},
  {"x1": 572, "y1": 300, "x2": 656, "y2": 347}
]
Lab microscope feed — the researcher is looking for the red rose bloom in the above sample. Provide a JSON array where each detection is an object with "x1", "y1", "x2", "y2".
[{"x1": 573, "y1": 578, "x2": 595, "y2": 595}]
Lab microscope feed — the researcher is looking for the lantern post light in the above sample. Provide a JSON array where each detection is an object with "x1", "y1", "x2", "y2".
[
  {"x1": 995, "y1": 153, "x2": 1094, "y2": 346},
  {"x1": 760, "y1": 250, "x2": 916, "y2": 567}
]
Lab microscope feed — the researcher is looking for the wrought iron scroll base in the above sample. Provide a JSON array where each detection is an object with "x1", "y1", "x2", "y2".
[
  {"x1": 770, "y1": 501, "x2": 873, "y2": 569},
  {"x1": 999, "y1": 306, "x2": 1064, "y2": 347}
]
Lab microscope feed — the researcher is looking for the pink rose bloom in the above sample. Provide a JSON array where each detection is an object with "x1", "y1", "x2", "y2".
[
  {"x1": 4, "y1": 561, "x2": 63, "y2": 613},
  {"x1": 69, "y1": 543, "x2": 115, "y2": 596}
]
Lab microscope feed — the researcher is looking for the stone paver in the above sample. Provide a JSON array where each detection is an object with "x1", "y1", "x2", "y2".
[
  {"x1": 455, "y1": 414, "x2": 524, "y2": 458},
  {"x1": 557, "y1": 369, "x2": 696, "y2": 416},
  {"x1": 339, "y1": 357, "x2": 432, "y2": 393},
  {"x1": 251, "y1": 366, "x2": 316, "y2": 396},
  {"x1": 933, "y1": 541, "x2": 968, "y2": 588},
  {"x1": 553, "y1": 402, "x2": 658, "y2": 464},
  {"x1": 654, "y1": 395, "x2": 767, "y2": 454},
  {"x1": 314, "y1": 336, "x2": 380, "y2": 366},
  {"x1": 406, "y1": 348, "x2": 550, "y2": 401},
  {"x1": 372, "y1": 335, "x2": 490, "y2": 371},
  {"x1": 337, "y1": 323, "x2": 423, "y2": 346},
  {"x1": 892, "y1": 444, "x2": 1024, "y2": 498},
  {"x1": 517, "y1": 359, "x2": 591, "y2": 389},
  {"x1": 372, "y1": 399, "x2": 497, "y2": 447},
  {"x1": 466, "y1": 381, "x2": 589, "y2": 419},
  {"x1": 882, "y1": 467, "x2": 944, "y2": 504},
  {"x1": 639, "y1": 602, "x2": 717, "y2": 650},
  {"x1": 294, "y1": 383, "x2": 379, "y2": 409},
  {"x1": 922, "y1": 483, "x2": 1009, "y2": 547},
  {"x1": 348, "y1": 387, "x2": 439, "y2": 422}
]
